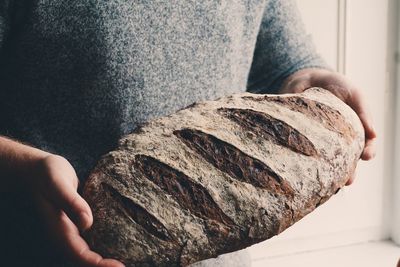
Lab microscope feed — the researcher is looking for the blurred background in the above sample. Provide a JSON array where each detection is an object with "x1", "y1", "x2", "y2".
[{"x1": 244, "y1": 0, "x2": 400, "y2": 266}]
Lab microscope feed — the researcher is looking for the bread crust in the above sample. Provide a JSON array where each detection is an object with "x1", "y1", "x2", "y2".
[{"x1": 83, "y1": 88, "x2": 364, "y2": 267}]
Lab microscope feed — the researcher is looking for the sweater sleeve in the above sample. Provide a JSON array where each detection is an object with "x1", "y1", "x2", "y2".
[
  {"x1": 0, "y1": 1, "x2": 12, "y2": 53},
  {"x1": 246, "y1": 0, "x2": 331, "y2": 94},
  {"x1": 0, "y1": 1, "x2": 12, "y2": 133}
]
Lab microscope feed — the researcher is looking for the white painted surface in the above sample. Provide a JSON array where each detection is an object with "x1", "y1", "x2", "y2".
[
  {"x1": 247, "y1": 0, "x2": 395, "y2": 261},
  {"x1": 340, "y1": 0, "x2": 389, "y2": 234},
  {"x1": 249, "y1": 226, "x2": 383, "y2": 260},
  {"x1": 297, "y1": 0, "x2": 339, "y2": 70},
  {"x1": 252, "y1": 241, "x2": 400, "y2": 267}
]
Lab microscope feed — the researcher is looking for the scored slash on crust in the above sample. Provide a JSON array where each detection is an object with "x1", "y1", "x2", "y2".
[
  {"x1": 101, "y1": 182, "x2": 175, "y2": 242},
  {"x1": 242, "y1": 95, "x2": 356, "y2": 142},
  {"x1": 217, "y1": 107, "x2": 319, "y2": 157},
  {"x1": 132, "y1": 154, "x2": 235, "y2": 227},
  {"x1": 173, "y1": 128, "x2": 295, "y2": 198}
]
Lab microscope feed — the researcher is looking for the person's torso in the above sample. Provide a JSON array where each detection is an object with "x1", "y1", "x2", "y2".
[{"x1": 0, "y1": 0, "x2": 266, "y2": 180}]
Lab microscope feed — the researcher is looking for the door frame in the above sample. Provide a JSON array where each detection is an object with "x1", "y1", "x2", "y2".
[{"x1": 390, "y1": 0, "x2": 400, "y2": 245}]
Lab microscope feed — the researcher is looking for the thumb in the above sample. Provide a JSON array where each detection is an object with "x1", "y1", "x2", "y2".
[
  {"x1": 50, "y1": 183, "x2": 93, "y2": 231},
  {"x1": 39, "y1": 155, "x2": 93, "y2": 231},
  {"x1": 279, "y1": 73, "x2": 312, "y2": 94}
]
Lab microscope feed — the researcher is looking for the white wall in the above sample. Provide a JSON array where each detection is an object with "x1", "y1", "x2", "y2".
[{"x1": 248, "y1": 0, "x2": 394, "y2": 263}]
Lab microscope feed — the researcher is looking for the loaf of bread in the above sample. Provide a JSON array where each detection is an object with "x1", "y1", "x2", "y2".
[{"x1": 82, "y1": 88, "x2": 364, "y2": 267}]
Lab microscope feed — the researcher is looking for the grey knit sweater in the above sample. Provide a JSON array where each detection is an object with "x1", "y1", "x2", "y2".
[
  {"x1": 0, "y1": 1, "x2": 329, "y2": 266},
  {"x1": 0, "y1": 0, "x2": 327, "y2": 182}
]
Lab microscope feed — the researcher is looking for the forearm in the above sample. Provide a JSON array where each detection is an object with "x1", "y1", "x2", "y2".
[{"x1": 0, "y1": 135, "x2": 51, "y2": 192}]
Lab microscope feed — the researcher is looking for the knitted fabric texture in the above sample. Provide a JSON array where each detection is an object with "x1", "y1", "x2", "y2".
[{"x1": 0, "y1": 0, "x2": 328, "y2": 182}]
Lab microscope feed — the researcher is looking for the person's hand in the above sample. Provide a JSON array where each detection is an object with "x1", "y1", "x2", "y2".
[
  {"x1": 278, "y1": 68, "x2": 377, "y2": 185},
  {"x1": 28, "y1": 154, "x2": 125, "y2": 267}
]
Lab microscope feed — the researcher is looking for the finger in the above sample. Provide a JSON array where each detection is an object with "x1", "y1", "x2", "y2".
[
  {"x1": 41, "y1": 162, "x2": 93, "y2": 230},
  {"x1": 279, "y1": 73, "x2": 313, "y2": 94},
  {"x1": 345, "y1": 174, "x2": 355, "y2": 186},
  {"x1": 361, "y1": 137, "x2": 377, "y2": 161},
  {"x1": 46, "y1": 180, "x2": 93, "y2": 231},
  {"x1": 345, "y1": 89, "x2": 377, "y2": 159},
  {"x1": 345, "y1": 171, "x2": 356, "y2": 186},
  {"x1": 37, "y1": 196, "x2": 125, "y2": 267},
  {"x1": 280, "y1": 80, "x2": 309, "y2": 94},
  {"x1": 74, "y1": 246, "x2": 126, "y2": 267},
  {"x1": 346, "y1": 89, "x2": 377, "y2": 139},
  {"x1": 356, "y1": 109, "x2": 378, "y2": 143}
]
